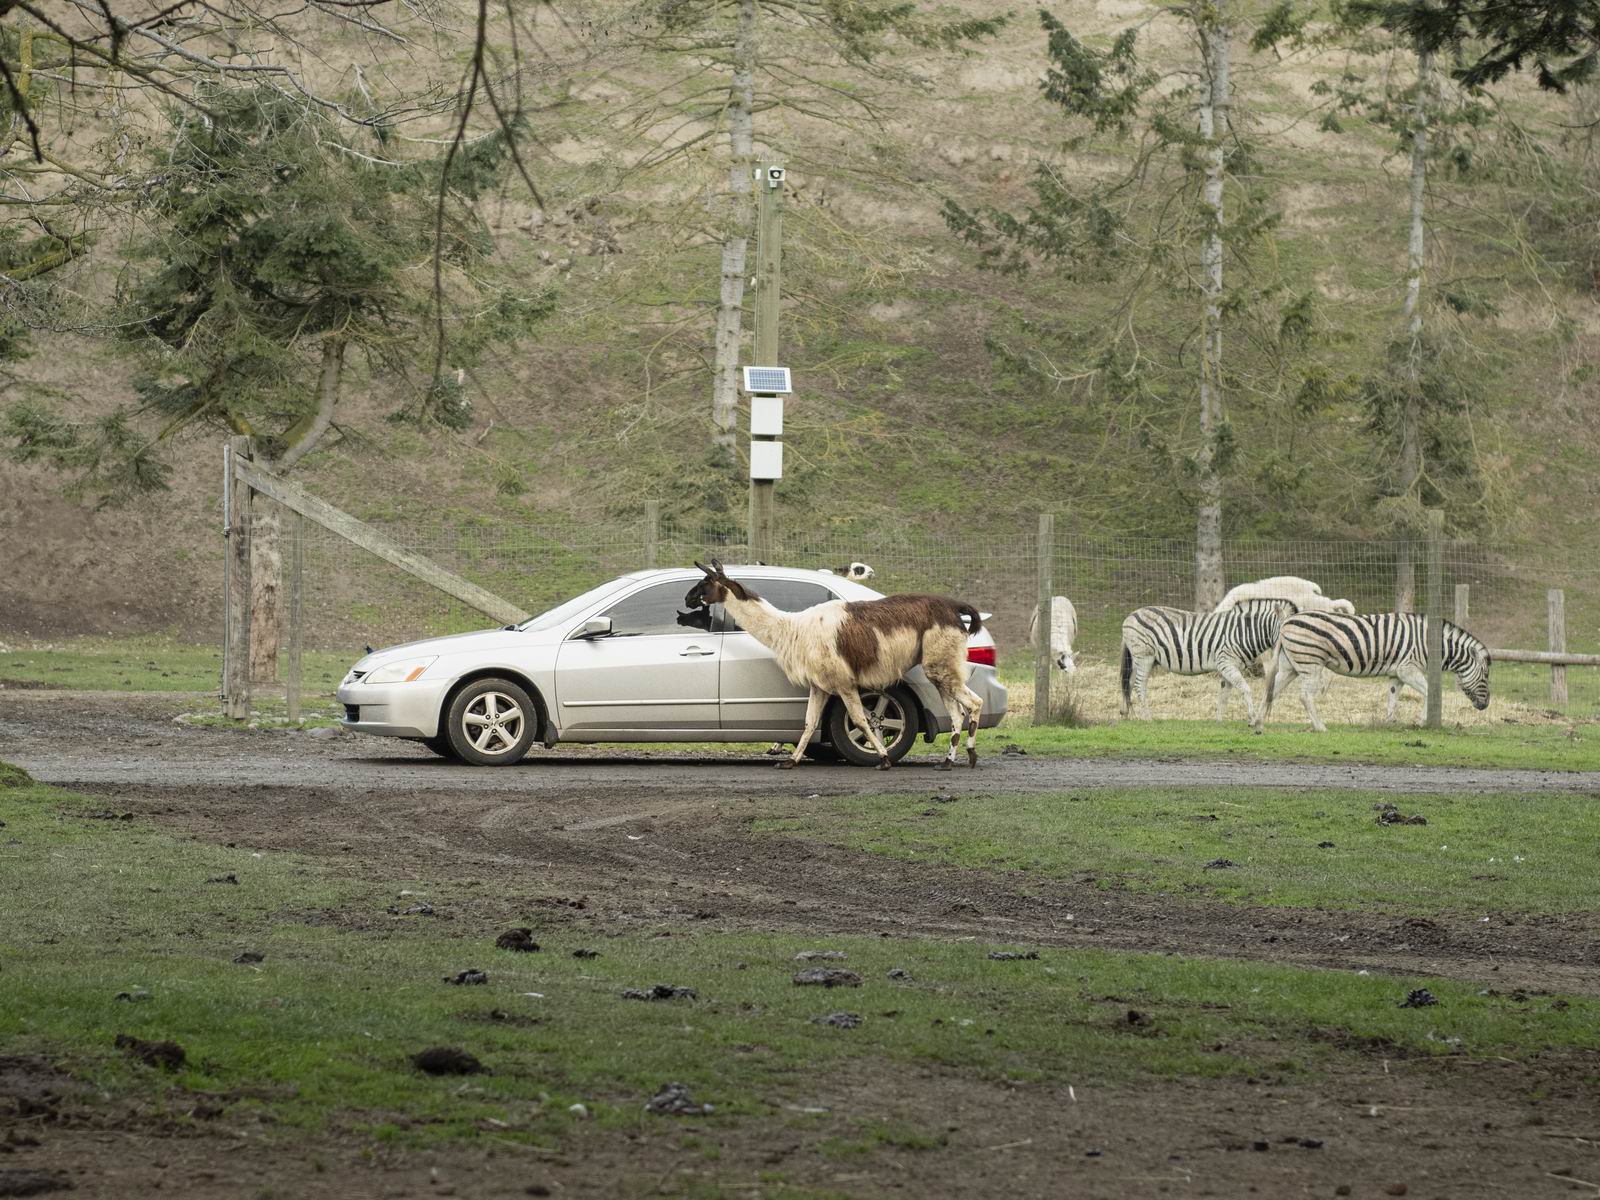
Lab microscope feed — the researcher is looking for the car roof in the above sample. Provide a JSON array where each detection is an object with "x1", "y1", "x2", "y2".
[{"x1": 619, "y1": 565, "x2": 883, "y2": 601}]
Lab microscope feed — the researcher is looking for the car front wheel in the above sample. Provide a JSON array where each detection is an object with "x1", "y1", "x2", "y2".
[
  {"x1": 444, "y1": 678, "x2": 538, "y2": 766},
  {"x1": 826, "y1": 685, "x2": 919, "y2": 767}
]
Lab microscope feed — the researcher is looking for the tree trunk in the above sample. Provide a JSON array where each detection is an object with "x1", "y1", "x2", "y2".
[
  {"x1": 1193, "y1": 2, "x2": 1229, "y2": 612},
  {"x1": 248, "y1": 338, "x2": 346, "y2": 683},
  {"x1": 710, "y1": 0, "x2": 757, "y2": 456},
  {"x1": 1395, "y1": 45, "x2": 1430, "y2": 613}
]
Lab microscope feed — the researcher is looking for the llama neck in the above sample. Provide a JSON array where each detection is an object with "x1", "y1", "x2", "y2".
[{"x1": 723, "y1": 593, "x2": 797, "y2": 652}]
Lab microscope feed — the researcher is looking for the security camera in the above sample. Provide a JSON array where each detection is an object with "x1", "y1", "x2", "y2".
[{"x1": 765, "y1": 165, "x2": 785, "y2": 186}]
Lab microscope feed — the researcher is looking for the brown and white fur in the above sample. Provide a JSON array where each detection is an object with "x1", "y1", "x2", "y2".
[{"x1": 685, "y1": 561, "x2": 985, "y2": 770}]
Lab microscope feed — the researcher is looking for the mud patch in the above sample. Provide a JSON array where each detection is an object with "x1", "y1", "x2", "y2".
[
  {"x1": 0, "y1": 1168, "x2": 73, "y2": 1197},
  {"x1": 494, "y1": 928, "x2": 540, "y2": 952},
  {"x1": 113, "y1": 1035, "x2": 185, "y2": 1071},
  {"x1": 410, "y1": 1047, "x2": 484, "y2": 1076}
]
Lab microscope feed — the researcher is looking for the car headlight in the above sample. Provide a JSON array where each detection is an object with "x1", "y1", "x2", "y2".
[{"x1": 362, "y1": 656, "x2": 438, "y2": 684}]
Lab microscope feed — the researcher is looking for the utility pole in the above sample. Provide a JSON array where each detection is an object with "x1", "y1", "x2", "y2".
[{"x1": 748, "y1": 162, "x2": 785, "y2": 562}]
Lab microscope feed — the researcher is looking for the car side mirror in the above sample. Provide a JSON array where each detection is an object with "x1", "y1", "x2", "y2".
[{"x1": 575, "y1": 616, "x2": 613, "y2": 639}]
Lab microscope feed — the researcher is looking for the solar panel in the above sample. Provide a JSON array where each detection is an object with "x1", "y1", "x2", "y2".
[{"x1": 742, "y1": 366, "x2": 792, "y2": 394}]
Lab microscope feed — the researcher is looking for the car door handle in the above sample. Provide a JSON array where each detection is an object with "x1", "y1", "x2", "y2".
[{"x1": 679, "y1": 646, "x2": 715, "y2": 656}]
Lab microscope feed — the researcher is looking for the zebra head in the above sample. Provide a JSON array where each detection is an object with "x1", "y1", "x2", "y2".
[{"x1": 1448, "y1": 624, "x2": 1491, "y2": 710}]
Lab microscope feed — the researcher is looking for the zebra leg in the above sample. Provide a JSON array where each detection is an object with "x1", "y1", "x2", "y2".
[
  {"x1": 1298, "y1": 663, "x2": 1329, "y2": 733},
  {"x1": 1216, "y1": 678, "x2": 1231, "y2": 721},
  {"x1": 1386, "y1": 679, "x2": 1400, "y2": 722},
  {"x1": 1217, "y1": 661, "x2": 1255, "y2": 724},
  {"x1": 1135, "y1": 656, "x2": 1154, "y2": 720},
  {"x1": 1253, "y1": 651, "x2": 1292, "y2": 733},
  {"x1": 1396, "y1": 664, "x2": 1430, "y2": 724}
]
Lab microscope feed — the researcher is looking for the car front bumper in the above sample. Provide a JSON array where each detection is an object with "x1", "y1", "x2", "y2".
[{"x1": 335, "y1": 679, "x2": 448, "y2": 739}]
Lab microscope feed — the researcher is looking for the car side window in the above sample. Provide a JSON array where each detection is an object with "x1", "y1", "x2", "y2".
[
  {"x1": 719, "y1": 579, "x2": 836, "y2": 633},
  {"x1": 599, "y1": 581, "x2": 705, "y2": 637}
]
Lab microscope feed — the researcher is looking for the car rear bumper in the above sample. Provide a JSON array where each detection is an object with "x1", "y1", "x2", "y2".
[{"x1": 335, "y1": 680, "x2": 445, "y2": 739}]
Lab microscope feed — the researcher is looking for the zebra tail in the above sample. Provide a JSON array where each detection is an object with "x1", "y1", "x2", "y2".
[{"x1": 1120, "y1": 643, "x2": 1133, "y2": 715}]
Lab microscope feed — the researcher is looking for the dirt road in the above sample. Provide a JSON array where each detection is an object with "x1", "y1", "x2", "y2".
[{"x1": 5, "y1": 691, "x2": 1599, "y2": 795}]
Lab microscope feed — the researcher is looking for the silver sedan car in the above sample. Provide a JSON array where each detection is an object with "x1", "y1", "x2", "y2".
[{"x1": 336, "y1": 565, "x2": 1007, "y2": 766}]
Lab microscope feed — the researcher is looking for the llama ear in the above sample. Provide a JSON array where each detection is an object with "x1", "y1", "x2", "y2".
[
  {"x1": 710, "y1": 558, "x2": 725, "y2": 576},
  {"x1": 693, "y1": 561, "x2": 713, "y2": 576}
]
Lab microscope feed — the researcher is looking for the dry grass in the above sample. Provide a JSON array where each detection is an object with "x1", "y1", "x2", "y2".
[{"x1": 1010, "y1": 659, "x2": 1578, "y2": 729}]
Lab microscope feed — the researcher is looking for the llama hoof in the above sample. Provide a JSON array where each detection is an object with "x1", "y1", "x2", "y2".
[
  {"x1": 967, "y1": 750, "x2": 978, "y2": 768},
  {"x1": 935, "y1": 759, "x2": 953, "y2": 772},
  {"x1": 775, "y1": 759, "x2": 798, "y2": 770},
  {"x1": 876, "y1": 758, "x2": 892, "y2": 771}
]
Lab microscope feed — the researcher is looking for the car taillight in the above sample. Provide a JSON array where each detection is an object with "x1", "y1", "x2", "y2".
[{"x1": 967, "y1": 646, "x2": 997, "y2": 667}]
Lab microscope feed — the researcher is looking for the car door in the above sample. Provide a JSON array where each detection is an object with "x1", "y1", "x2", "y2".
[
  {"x1": 717, "y1": 577, "x2": 839, "y2": 732},
  {"x1": 554, "y1": 580, "x2": 721, "y2": 734}
]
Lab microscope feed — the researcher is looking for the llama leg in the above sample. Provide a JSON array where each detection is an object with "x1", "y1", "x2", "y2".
[
  {"x1": 1298, "y1": 663, "x2": 1328, "y2": 732},
  {"x1": 839, "y1": 686, "x2": 892, "y2": 769},
  {"x1": 961, "y1": 685, "x2": 984, "y2": 767},
  {"x1": 782, "y1": 688, "x2": 829, "y2": 769},
  {"x1": 1217, "y1": 661, "x2": 1255, "y2": 724},
  {"x1": 935, "y1": 691, "x2": 965, "y2": 771}
]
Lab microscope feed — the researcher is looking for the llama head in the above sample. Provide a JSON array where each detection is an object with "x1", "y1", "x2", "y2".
[
  {"x1": 685, "y1": 560, "x2": 754, "y2": 609},
  {"x1": 846, "y1": 561, "x2": 875, "y2": 581}
]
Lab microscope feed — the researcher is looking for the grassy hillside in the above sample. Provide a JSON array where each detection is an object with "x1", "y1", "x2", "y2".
[{"x1": 3, "y1": 0, "x2": 1599, "y2": 652}]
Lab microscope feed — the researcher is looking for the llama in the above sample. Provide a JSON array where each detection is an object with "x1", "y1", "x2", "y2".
[
  {"x1": 685, "y1": 561, "x2": 986, "y2": 770},
  {"x1": 820, "y1": 561, "x2": 876, "y2": 581},
  {"x1": 1028, "y1": 596, "x2": 1078, "y2": 672},
  {"x1": 1215, "y1": 576, "x2": 1354, "y2": 615}
]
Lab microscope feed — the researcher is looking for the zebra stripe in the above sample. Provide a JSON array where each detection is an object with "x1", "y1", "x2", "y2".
[
  {"x1": 1271, "y1": 612, "x2": 1492, "y2": 722},
  {"x1": 1124, "y1": 600, "x2": 1293, "y2": 677},
  {"x1": 1120, "y1": 599, "x2": 1297, "y2": 721}
]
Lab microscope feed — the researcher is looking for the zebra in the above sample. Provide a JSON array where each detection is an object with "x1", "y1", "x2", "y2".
[
  {"x1": 1254, "y1": 611, "x2": 1491, "y2": 733},
  {"x1": 1119, "y1": 599, "x2": 1299, "y2": 723}
]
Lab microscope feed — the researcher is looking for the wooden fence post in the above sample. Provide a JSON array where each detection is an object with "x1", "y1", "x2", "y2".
[
  {"x1": 1454, "y1": 583, "x2": 1469, "y2": 628},
  {"x1": 1424, "y1": 508, "x2": 1444, "y2": 730},
  {"x1": 221, "y1": 441, "x2": 233, "y2": 699},
  {"x1": 644, "y1": 500, "x2": 660, "y2": 570},
  {"x1": 286, "y1": 510, "x2": 304, "y2": 724},
  {"x1": 1549, "y1": 588, "x2": 1568, "y2": 706},
  {"x1": 225, "y1": 436, "x2": 253, "y2": 720},
  {"x1": 1035, "y1": 513, "x2": 1054, "y2": 727}
]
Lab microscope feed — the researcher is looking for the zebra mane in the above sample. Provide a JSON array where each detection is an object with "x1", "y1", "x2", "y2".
[{"x1": 1444, "y1": 618, "x2": 1488, "y2": 659}]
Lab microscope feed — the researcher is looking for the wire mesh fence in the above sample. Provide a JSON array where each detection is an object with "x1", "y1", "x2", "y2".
[{"x1": 271, "y1": 502, "x2": 1600, "y2": 721}]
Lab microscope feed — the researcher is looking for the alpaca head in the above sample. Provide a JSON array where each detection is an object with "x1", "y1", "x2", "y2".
[{"x1": 684, "y1": 560, "x2": 755, "y2": 610}]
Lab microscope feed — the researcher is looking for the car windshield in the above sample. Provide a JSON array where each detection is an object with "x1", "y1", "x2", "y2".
[{"x1": 517, "y1": 578, "x2": 636, "y2": 633}]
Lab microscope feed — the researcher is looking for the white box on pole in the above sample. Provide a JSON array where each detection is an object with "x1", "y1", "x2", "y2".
[
  {"x1": 750, "y1": 395, "x2": 784, "y2": 437},
  {"x1": 750, "y1": 441, "x2": 783, "y2": 481}
]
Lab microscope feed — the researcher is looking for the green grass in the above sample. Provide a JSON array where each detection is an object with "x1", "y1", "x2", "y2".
[
  {"x1": 5, "y1": 764, "x2": 1597, "y2": 1149},
  {"x1": 753, "y1": 788, "x2": 1600, "y2": 917},
  {"x1": 0, "y1": 634, "x2": 348, "y2": 694},
  {"x1": 994, "y1": 719, "x2": 1600, "y2": 771}
]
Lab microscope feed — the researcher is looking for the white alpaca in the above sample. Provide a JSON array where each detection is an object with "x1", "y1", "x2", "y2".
[
  {"x1": 686, "y1": 561, "x2": 985, "y2": 770},
  {"x1": 1028, "y1": 596, "x2": 1078, "y2": 672},
  {"x1": 1213, "y1": 576, "x2": 1352, "y2": 717},
  {"x1": 1215, "y1": 576, "x2": 1354, "y2": 615}
]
